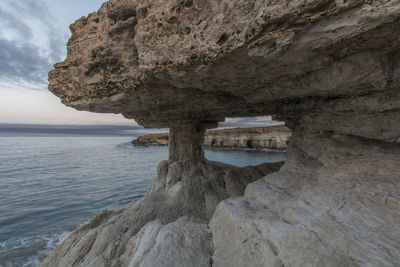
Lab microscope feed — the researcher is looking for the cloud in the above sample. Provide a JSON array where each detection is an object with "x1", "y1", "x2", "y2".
[
  {"x1": 8, "y1": 0, "x2": 67, "y2": 62},
  {"x1": 0, "y1": 38, "x2": 50, "y2": 84},
  {"x1": 9, "y1": 0, "x2": 52, "y2": 23},
  {"x1": 0, "y1": 0, "x2": 67, "y2": 88},
  {"x1": 0, "y1": 7, "x2": 33, "y2": 39}
]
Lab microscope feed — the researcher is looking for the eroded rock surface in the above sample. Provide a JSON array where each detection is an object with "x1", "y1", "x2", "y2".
[
  {"x1": 40, "y1": 160, "x2": 283, "y2": 267},
  {"x1": 49, "y1": 0, "x2": 400, "y2": 130},
  {"x1": 211, "y1": 132, "x2": 400, "y2": 266},
  {"x1": 44, "y1": 0, "x2": 400, "y2": 266}
]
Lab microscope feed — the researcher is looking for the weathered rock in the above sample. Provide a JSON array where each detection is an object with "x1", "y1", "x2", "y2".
[
  {"x1": 49, "y1": 0, "x2": 400, "y2": 130},
  {"x1": 168, "y1": 123, "x2": 211, "y2": 161},
  {"x1": 132, "y1": 125, "x2": 291, "y2": 150},
  {"x1": 132, "y1": 133, "x2": 168, "y2": 147},
  {"x1": 210, "y1": 132, "x2": 400, "y2": 266},
  {"x1": 40, "y1": 160, "x2": 283, "y2": 267},
  {"x1": 121, "y1": 217, "x2": 212, "y2": 267},
  {"x1": 44, "y1": 0, "x2": 400, "y2": 266}
]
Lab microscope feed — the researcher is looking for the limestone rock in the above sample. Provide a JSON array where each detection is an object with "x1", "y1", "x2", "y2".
[
  {"x1": 122, "y1": 217, "x2": 212, "y2": 267},
  {"x1": 44, "y1": 0, "x2": 400, "y2": 266},
  {"x1": 132, "y1": 125, "x2": 291, "y2": 150},
  {"x1": 49, "y1": 0, "x2": 400, "y2": 130},
  {"x1": 40, "y1": 160, "x2": 283, "y2": 267},
  {"x1": 203, "y1": 125, "x2": 290, "y2": 150},
  {"x1": 210, "y1": 132, "x2": 400, "y2": 266}
]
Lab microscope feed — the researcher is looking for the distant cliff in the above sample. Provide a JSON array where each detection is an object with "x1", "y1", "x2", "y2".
[{"x1": 132, "y1": 125, "x2": 291, "y2": 150}]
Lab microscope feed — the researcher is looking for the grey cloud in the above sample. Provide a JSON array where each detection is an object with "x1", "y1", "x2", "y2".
[
  {"x1": 9, "y1": 0, "x2": 52, "y2": 24},
  {"x1": 0, "y1": 37, "x2": 51, "y2": 84},
  {"x1": 0, "y1": 7, "x2": 33, "y2": 39},
  {"x1": 11, "y1": 0, "x2": 66, "y2": 63},
  {"x1": 0, "y1": 0, "x2": 67, "y2": 88},
  {"x1": 9, "y1": 0, "x2": 67, "y2": 62}
]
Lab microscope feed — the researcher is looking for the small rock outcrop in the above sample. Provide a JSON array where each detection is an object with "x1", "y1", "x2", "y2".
[
  {"x1": 132, "y1": 125, "x2": 291, "y2": 150},
  {"x1": 43, "y1": 0, "x2": 400, "y2": 266},
  {"x1": 132, "y1": 133, "x2": 168, "y2": 147}
]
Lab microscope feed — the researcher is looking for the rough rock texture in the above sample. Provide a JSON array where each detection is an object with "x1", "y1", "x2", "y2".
[
  {"x1": 132, "y1": 125, "x2": 291, "y2": 150},
  {"x1": 49, "y1": 0, "x2": 400, "y2": 130},
  {"x1": 40, "y1": 160, "x2": 283, "y2": 267},
  {"x1": 210, "y1": 132, "x2": 400, "y2": 266},
  {"x1": 168, "y1": 123, "x2": 212, "y2": 161},
  {"x1": 44, "y1": 0, "x2": 400, "y2": 266}
]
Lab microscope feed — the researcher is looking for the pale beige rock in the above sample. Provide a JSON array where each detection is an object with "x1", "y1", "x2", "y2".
[
  {"x1": 124, "y1": 217, "x2": 212, "y2": 267},
  {"x1": 203, "y1": 126, "x2": 290, "y2": 150},
  {"x1": 40, "y1": 160, "x2": 283, "y2": 267},
  {"x1": 49, "y1": 0, "x2": 400, "y2": 132},
  {"x1": 210, "y1": 132, "x2": 400, "y2": 266}
]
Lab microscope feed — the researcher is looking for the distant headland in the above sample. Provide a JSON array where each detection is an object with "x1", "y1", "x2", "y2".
[{"x1": 132, "y1": 125, "x2": 291, "y2": 151}]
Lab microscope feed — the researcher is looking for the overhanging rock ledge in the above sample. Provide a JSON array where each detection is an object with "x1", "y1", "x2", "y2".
[{"x1": 42, "y1": 0, "x2": 400, "y2": 266}]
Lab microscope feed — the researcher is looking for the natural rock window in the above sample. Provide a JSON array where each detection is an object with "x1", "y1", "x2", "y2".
[{"x1": 42, "y1": 1, "x2": 400, "y2": 266}]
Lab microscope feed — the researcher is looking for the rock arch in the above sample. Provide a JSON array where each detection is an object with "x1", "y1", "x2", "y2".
[{"x1": 42, "y1": 1, "x2": 400, "y2": 266}]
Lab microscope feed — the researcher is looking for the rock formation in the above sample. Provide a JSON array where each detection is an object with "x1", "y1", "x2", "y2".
[
  {"x1": 132, "y1": 133, "x2": 169, "y2": 146},
  {"x1": 40, "y1": 160, "x2": 283, "y2": 266},
  {"x1": 132, "y1": 125, "x2": 291, "y2": 150},
  {"x1": 43, "y1": 0, "x2": 400, "y2": 266},
  {"x1": 204, "y1": 125, "x2": 290, "y2": 150}
]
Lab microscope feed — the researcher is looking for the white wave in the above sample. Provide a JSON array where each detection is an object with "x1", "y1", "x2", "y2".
[{"x1": 0, "y1": 231, "x2": 71, "y2": 267}]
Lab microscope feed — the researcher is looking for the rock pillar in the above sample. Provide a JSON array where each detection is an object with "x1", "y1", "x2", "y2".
[{"x1": 168, "y1": 122, "x2": 216, "y2": 161}]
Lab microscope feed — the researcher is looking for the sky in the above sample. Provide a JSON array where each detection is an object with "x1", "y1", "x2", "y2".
[{"x1": 0, "y1": 0, "x2": 281, "y2": 128}]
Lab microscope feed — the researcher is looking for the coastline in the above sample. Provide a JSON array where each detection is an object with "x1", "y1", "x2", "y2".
[
  {"x1": 132, "y1": 125, "x2": 291, "y2": 151},
  {"x1": 0, "y1": 136, "x2": 286, "y2": 266}
]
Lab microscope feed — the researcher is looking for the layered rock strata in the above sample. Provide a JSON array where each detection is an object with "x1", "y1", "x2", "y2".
[
  {"x1": 44, "y1": 0, "x2": 400, "y2": 266},
  {"x1": 132, "y1": 125, "x2": 291, "y2": 150},
  {"x1": 204, "y1": 125, "x2": 290, "y2": 150}
]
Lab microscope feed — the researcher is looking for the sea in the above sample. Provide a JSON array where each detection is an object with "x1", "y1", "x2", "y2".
[{"x1": 0, "y1": 124, "x2": 287, "y2": 267}]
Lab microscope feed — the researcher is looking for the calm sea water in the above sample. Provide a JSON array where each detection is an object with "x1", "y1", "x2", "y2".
[{"x1": 0, "y1": 126, "x2": 287, "y2": 267}]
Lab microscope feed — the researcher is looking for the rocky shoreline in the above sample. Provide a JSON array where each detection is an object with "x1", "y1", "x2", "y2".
[
  {"x1": 132, "y1": 125, "x2": 291, "y2": 150},
  {"x1": 42, "y1": 1, "x2": 400, "y2": 266}
]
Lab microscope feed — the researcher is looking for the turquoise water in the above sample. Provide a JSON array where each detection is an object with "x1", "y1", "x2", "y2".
[{"x1": 0, "y1": 136, "x2": 286, "y2": 266}]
